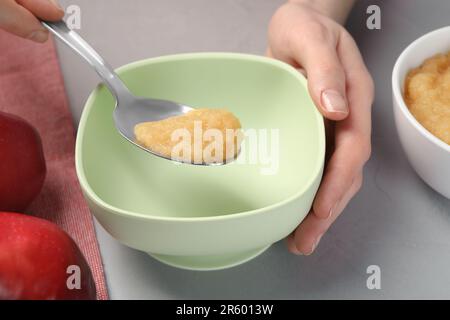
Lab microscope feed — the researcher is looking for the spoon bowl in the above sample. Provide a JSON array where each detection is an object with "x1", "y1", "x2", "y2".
[{"x1": 112, "y1": 96, "x2": 193, "y2": 161}]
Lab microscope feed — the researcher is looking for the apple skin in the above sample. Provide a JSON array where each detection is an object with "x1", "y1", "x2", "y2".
[
  {"x1": 0, "y1": 212, "x2": 97, "y2": 300},
  {"x1": 0, "y1": 111, "x2": 46, "y2": 212}
]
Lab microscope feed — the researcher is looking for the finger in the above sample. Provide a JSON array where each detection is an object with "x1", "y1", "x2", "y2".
[
  {"x1": 289, "y1": 26, "x2": 349, "y2": 120},
  {"x1": 0, "y1": 0, "x2": 48, "y2": 42},
  {"x1": 312, "y1": 31, "x2": 373, "y2": 220},
  {"x1": 335, "y1": 30, "x2": 374, "y2": 140},
  {"x1": 287, "y1": 173, "x2": 363, "y2": 255},
  {"x1": 17, "y1": 0, "x2": 64, "y2": 21},
  {"x1": 312, "y1": 132, "x2": 370, "y2": 220}
]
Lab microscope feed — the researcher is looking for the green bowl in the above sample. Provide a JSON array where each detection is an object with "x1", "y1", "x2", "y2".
[{"x1": 75, "y1": 53, "x2": 325, "y2": 271}]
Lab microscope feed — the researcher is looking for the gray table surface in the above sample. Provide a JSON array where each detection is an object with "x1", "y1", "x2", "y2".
[{"x1": 56, "y1": 0, "x2": 450, "y2": 299}]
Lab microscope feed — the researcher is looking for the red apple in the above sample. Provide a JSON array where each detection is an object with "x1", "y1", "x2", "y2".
[
  {"x1": 0, "y1": 111, "x2": 46, "y2": 212},
  {"x1": 0, "y1": 212, "x2": 97, "y2": 300}
]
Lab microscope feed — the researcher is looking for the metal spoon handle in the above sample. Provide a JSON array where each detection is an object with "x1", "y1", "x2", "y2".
[{"x1": 42, "y1": 20, "x2": 131, "y2": 101}]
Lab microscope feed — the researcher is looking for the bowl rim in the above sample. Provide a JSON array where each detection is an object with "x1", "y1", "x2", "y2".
[
  {"x1": 392, "y1": 26, "x2": 450, "y2": 153},
  {"x1": 75, "y1": 52, "x2": 325, "y2": 222}
]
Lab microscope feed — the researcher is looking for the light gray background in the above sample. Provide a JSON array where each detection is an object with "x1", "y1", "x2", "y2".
[{"x1": 55, "y1": 0, "x2": 450, "y2": 299}]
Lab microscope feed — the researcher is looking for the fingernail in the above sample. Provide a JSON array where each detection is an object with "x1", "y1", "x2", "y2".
[
  {"x1": 28, "y1": 30, "x2": 48, "y2": 43},
  {"x1": 306, "y1": 235, "x2": 323, "y2": 256},
  {"x1": 288, "y1": 238, "x2": 302, "y2": 255},
  {"x1": 49, "y1": 0, "x2": 64, "y2": 11},
  {"x1": 327, "y1": 202, "x2": 338, "y2": 219},
  {"x1": 327, "y1": 208, "x2": 333, "y2": 219},
  {"x1": 321, "y1": 90, "x2": 348, "y2": 114}
]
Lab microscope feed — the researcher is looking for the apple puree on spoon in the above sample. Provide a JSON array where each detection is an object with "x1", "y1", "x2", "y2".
[{"x1": 134, "y1": 108, "x2": 242, "y2": 164}]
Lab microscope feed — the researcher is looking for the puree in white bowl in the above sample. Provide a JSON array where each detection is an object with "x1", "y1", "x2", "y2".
[{"x1": 404, "y1": 52, "x2": 450, "y2": 145}]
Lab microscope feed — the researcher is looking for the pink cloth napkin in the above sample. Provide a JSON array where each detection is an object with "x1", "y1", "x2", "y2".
[{"x1": 0, "y1": 30, "x2": 108, "y2": 300}]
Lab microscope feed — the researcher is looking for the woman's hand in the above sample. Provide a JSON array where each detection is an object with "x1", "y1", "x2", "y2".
[
  {"x1": 0, "y1": 0, "x2": 64, "y2": 42},
  {"x1": 267, "y1": 0, "x2": 374, "y2": 255}
]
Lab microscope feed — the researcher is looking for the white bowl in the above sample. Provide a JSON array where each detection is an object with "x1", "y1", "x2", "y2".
[{"x1": 392, "y1": 26, "x2": 450, "y2": 199}]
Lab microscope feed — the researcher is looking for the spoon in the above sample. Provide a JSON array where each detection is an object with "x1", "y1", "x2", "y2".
[{"x1": 41, "y1": 20, "x2": 225, "y2": 165}]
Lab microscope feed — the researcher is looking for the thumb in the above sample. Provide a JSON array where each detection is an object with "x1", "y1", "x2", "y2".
[
  {"x1": 17, "y1": 0, "x2": 65, "y2": 20},
  {"x1": 0, "y1": 0, "x2": 64, "y2": 43},
  {"x1": 293, "y1": 39, "x2": 349, "y2": 120}
]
